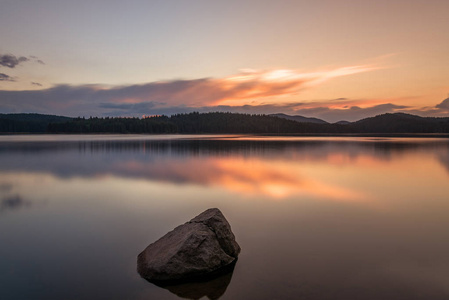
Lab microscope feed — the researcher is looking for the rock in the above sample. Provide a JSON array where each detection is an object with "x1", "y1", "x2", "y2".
[{"x1": 137, "y1": 208, "x2": 240, "y2": 282}]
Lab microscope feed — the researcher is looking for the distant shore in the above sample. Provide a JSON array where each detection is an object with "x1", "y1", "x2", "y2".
[{"x1": 1, "y1": 112, "x2": 449, "y2": 136}]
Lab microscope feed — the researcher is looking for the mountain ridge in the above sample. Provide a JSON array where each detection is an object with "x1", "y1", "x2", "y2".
[{"x1": 269, "y1": 113, "x2": 329, "y2": 124}]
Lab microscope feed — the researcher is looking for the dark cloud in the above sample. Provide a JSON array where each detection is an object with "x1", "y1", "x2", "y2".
[
  {"x1": 0, "y1": 53, "x2": 44, "y2": 70},
  {"x1": 0, "y1": 80, "x2": 215, "y2": 116},
  {"x1": 99, "y1": 102, "x2": 156, "y2": 115},
  {"x1": 0, "y1": 54, "x2": 29, "y2": 68},
  {"x1": 31, "y1": 82, "x2": 43, "y2": 86},
  {"x1": 435, "y1": 98, "x2": 449, "y2": 110},
  {"x1": 0, "y1": 54, "x2": 44, "y2": 85},
  {"x1": 0, "y1": 73, "x2": 15, "y2": 81},
  {"x1": 0, "y1": 77, "x2": 311, "y2": 116},
  {"x1": 398, "y1": 98, "x2": 449, "y2": 118},
  {"x1": 290, "y1": 103, "x2": 412, "y2": 123}
]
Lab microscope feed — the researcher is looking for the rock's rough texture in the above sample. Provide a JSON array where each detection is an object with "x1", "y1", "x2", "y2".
[{"x1": 137, "y1": 208, "x2": 240, "y2": 282}]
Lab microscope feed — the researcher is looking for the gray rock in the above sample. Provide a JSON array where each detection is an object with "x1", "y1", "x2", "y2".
[{"x1": 137, "y1": 208, "x2": 240, "y2": 282}]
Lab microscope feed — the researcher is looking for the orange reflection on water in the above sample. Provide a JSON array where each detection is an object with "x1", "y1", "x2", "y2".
[
  {"x1": 212, "y1": 158, "x2": 365, "y2": 201},
  {"x1": 117, "y1": 156, "x2": 365, "y2": 202}
]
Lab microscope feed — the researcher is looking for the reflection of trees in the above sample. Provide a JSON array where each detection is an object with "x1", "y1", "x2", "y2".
[{"x1": 1, "y1": 137, "x2": 447, "y2": 156}]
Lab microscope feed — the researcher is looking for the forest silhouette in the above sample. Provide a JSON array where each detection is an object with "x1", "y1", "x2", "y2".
[{"x1": 1, "y1": 112, "x2": 449, "y2": 134}]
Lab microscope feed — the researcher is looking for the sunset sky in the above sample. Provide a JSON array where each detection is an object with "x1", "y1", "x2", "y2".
[{"x1": 1, "y1": 0, "x2": 448, "y2": 122}]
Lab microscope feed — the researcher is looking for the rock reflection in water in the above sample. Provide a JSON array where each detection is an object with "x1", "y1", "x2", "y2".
[{"x1": 151, "y1": 264, "x2": 235, "y2": 300}]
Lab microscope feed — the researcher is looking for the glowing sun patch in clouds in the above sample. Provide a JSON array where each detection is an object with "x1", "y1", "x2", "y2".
[{"x1": 214, "y1": 64, "x2": 380, "y2": 106}]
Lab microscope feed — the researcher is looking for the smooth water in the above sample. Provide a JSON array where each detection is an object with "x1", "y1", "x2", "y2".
[{"x1": 1, "y1": 135, "x2": 449, "y2": 300}]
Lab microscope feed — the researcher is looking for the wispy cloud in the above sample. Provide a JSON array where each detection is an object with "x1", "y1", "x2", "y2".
[
  {"x1": 0, "y1": 53, "x2": 45, "y2": 85},
  {"x1": 0, "y1": 54, "x2": 45, "y2": 69},
  {"x1": 211, "y1": 65, "x2": 379, "y2": 105},
  {"x1": 30, "y1": 56, "x2": 45, "y2": 65},
  {"x1": 0, "y1": 73, "x2": 15, "y2": 82}
]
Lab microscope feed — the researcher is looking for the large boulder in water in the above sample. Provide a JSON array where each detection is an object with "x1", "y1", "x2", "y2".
[{"x1": 137, "y1": 208, "x2": 240, "y2": 282}]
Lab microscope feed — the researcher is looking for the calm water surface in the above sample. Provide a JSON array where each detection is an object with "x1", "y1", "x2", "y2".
[{"x1": 1, "y1": 135, "x2": 449, "y2": 300}]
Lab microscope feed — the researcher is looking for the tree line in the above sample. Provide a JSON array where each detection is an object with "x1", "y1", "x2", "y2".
[
  {"x1": 1, "y1": 112, "x2": 449, "y2": 134},
  {"x1": 47, "y1": 112, "x2": 329, "y2": 134}
]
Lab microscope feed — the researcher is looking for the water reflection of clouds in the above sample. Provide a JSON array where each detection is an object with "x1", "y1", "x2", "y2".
[
  {"x1": 0, "y1": 195, "x2": 31, "y2": 212},
  {"x1": 116, "y1": 157, "x2": 365, "y2": 200},
  {"x1": 0, "y1": 138, "x2": 448, "y2": 201},
  {"x1": 0, "y1": 181, "x2": 31, "y2": 213},
  {"x1": 0, "y1": 183, "x2": 13, "y2": 192},
  {"x1": 1, "y1": 137, "x2": 449, "y2": 299},
  {"x1": 435, "y1": 145, "x2": 449, "y2": 174},
  {"x1": 1, "y1": 139, "x2": 446, "y2": 169}
]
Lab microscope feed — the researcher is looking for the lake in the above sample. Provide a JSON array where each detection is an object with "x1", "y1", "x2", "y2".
[{"x1": 1, "y1": 134, "x2": 449, "y2": 300}]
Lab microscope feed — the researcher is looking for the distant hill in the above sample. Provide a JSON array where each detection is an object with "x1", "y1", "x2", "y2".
[
  {"x1": 0, "y1": 113, "x2": 72, "y2": 133},
  {"x1": 270, "y1": 113, "x2": 329, "y2": 124},
  {"x1": 350, "y1": 113, "x2": 449, "y2": 133},
  {"x1": 335, "y1": 120, "x2": 351, "y2": 125},
  {"x1": 1, "y1": 112, "x2": 449, "y2": 134}
]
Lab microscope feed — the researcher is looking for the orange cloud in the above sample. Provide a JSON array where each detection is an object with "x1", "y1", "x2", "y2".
[
  {"x1": 0, "y1": 60, "x2": 406, "y2": 120},
  {"x1": 212, "y1": 65, "x2": 380, "y2": 106}
]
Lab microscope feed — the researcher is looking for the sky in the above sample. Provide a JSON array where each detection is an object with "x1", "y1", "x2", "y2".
[{"x1": 0, "y1": 0, "x2": 448, "y2": 122}]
